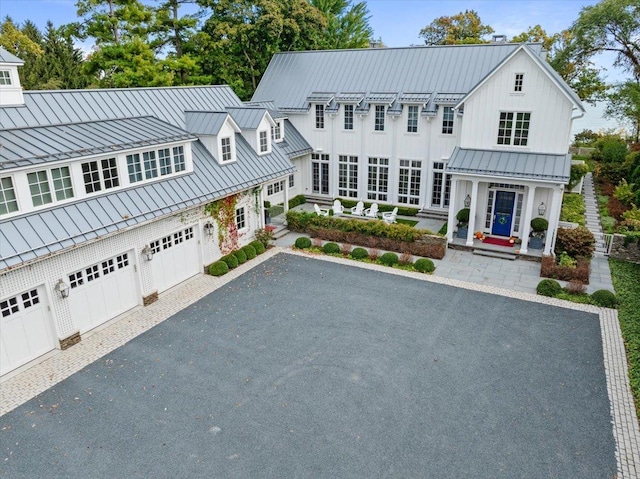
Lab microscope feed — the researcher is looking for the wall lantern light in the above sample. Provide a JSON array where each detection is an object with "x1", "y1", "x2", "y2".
[
  {"x1": 464, "y1": 194, "x2": 472, "y2": 208},
  {"x1": 204, "y1": 221, "x2": 214, "y2": 237},
  {"x1": 55, "y1": 279, "x2": 70, "y2": 299},
  {"x1": 538, "y1": 202, "x2": 547, "y2": 216},
  {"x1": 141, "y1": 245, "x2": 154, "y2": 261}
]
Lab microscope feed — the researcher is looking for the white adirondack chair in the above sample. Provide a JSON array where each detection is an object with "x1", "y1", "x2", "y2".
[
  {"x1": 351, "y1": 201, "x2": 365, "y2": 216},
  {"x1": 365, "y1": 203, "x2": 379, "y2": 219},
  {"x1": 314, "y1": 203, "x2": 329, "y2": 216},
  {"x1": 382, "y1": 207, "x2": 398, "y2": 224},
  {"x1": 332, "y1": 199, "x2": 344, "y2": 216}
]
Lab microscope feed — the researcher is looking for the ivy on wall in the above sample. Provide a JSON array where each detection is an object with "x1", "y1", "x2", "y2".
[{"x1": 205, "y1": 194, "x2": 242, "y2": 254}]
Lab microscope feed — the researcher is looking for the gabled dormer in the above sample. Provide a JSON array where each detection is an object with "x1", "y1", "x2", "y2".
[
  {"x1": 185, "y1": 111, "x2": 241, "y2": 164},
  {"x1": 0, "y1": 47, "x2": 25, "y2": 106},
  {"x1": 227, "y1": 107, "x2": 276, "y2": 156}
]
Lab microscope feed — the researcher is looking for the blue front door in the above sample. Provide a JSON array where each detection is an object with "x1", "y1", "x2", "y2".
[{"x1": 492, "y1": 191, "x2": 515, "y2": 236}]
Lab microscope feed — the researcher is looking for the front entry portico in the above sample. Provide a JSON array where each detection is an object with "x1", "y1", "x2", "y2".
[{"x1": 492, "y1": 191, "x2": 515, "y2": 236}]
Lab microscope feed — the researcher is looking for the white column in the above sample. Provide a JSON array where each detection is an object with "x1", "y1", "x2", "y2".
[
  {"x1": 259, "y1": 187, "x2": 266, "y2": 228},
  {"x1": 446, "y1": 178, "x2": 458, "y2": 242},
  {"x1": 544, "y1": 185, "x2": 563, "y2": 256},
  {"x1": 466, "y1": 179, "x2": 479, "y2": 246},
  {"x1": 283, "y1": 177, "x2": 290, "y2": 214},
  {"x1": 519, "y1": 185, "x2": 536, "y2": 254}
]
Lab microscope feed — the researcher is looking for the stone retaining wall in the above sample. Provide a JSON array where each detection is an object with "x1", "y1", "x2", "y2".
[{"x1": 609, "y1": 234, "x2": 640, "y2": 263}]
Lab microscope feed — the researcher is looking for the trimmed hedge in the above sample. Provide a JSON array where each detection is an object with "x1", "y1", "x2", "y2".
[
  {"x1": 251, "y1": 240, "x2": 265, "y2": 255},
  {"x1": 234, "y1": 249, "x2": 247, "y2": 264},
  {"x1": 379, "y1": 252, "x2": 399, "y2": 266},
  {"x1": 294, "y1": 236, "x2": 312, "y2": 249},
  {"x1": 591, "y1": 289, "x2": 618, "y2": 308},
  {"x1": 288, "y1": 194, "x2": 306, "y2": 209},
  {"x1": 221, "y1": 253, "x2": 238, "y2": 269},
  {"x1": 335, "y1": 198, "x2": 419, "y2": 217},
  {"x1": 322, "y1": 242, "x2": 341, "y2": 254},
  {"x1": 537, "y1": 279, "x2": 562, "y2": 297},
  {"x1": 209, "y1": 261, "x2": 229, "y2": 276},
  {"x1": 456, "y1": 208, "x2": 470, "y2": 223},
  {"x1": 350, "y1": 247, "x2": 369, "y2": 260},
  {"x1": 414, "y1": 258, "x2": 435, "y2": 273},
  {"x1": 242, "y1": 244, "x2": 257, "y2": 260}
]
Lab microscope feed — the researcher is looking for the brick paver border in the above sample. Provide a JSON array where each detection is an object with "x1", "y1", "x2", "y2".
[{"x1": 1, "y1": 247, "x2": 638, "y2": 477}]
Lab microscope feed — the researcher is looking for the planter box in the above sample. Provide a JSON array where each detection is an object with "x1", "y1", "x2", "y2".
[
  {"x1": 529, "y1": 236, "x2": 543, "y2": 249},
  {"x1": 456, "y1": 226, "x2": 468, "y2": 239}
]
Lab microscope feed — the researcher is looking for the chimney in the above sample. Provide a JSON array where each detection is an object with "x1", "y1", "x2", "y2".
[{"x1": 492, "y1": 35, "x2": 507, "y2": 43}]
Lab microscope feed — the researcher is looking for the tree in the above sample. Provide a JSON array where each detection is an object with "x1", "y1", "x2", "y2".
[
  {"x1": 419, "y1": 10, "x2": 494, "y2": 45},
  {"x1": 310, "y1": 0, "x2": 373, "y2": 49},
  {"x1": 606, "y1": 80, "x2": 640, "y2": 143},
  {"x1": 571, "y1": 0, "x2": 640, "y2": 80}
]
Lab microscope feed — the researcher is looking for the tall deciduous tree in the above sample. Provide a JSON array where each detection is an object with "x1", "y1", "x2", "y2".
[
  {"x1": 310, "y1": 0, "x2": 372, "y2": 49},
  {"x1": 419, "y1": 10, "x2": 494, "y2": 45},
  {"x1": 606, "y1": 80, "x2": 640, "y2": 143}
]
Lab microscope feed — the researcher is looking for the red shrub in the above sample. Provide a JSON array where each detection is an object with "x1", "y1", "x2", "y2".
[{"x1": 540, "y1": 255, "x2": 590, "y2": 284}]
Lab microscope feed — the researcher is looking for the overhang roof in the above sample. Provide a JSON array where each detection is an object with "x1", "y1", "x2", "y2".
[
  {"x1": 0, "y1": 47, "x2": 24, "y2": 64},
  {"x1": 226, "y1": 107, "x2": 273, "y2": 130},
  {"x1": 446, "y1": 147, "x2": 571, "y2": 183}
]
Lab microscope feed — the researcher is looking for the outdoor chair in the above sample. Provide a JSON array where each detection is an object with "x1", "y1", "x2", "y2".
[
  {"x1": 365, "y1": 203, "x2": 379, "y2": 219},
  {"x1": 332, "y1": 199, "x2": 344, "y2": 216},
  {"x1": 382, "y1": 207, "x2": 398, "y2": 224},
  {"x1": 351, "y1": 201, "x2": 365, "y2": 216},
  {"x1": 314, "y1": 203, "x2": 329, "y2": 216}
]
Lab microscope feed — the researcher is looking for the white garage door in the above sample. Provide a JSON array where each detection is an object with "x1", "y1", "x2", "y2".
[
  {"x1": 1, "y1": 287, "x2": 55, "y2": 376},
  {"x1": 68, "y1": 252, "x2": 138, "y2": 334},
  {"x1": 150, "y1": 226, "x2": 200, "y2": 293}
]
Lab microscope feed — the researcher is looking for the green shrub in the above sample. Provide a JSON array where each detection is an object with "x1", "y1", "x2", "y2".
[
  {"x1": 294, "y1": 236, "x2": 312, "y2": 249},
  {"x1": 335, "y1": 198, "x2": 419, "y2": 216},
  {"x1": 254, "y1": 228, "x2": 273, "y2": 248},
  {"x1": 537, "y1": 279, "x2": 563, "y2": 297},
  {"x1": 288, "y1": 194, "x2": 306, "y2": 209},
  {"x1": 251, "y1": 240, "x2": 265, "y2": 254},
  {"x1": 322, "y1": 242, "x2": 341, "y2": 254},
  {"x1": 456, "y1": 208, "x2": 470, "y2": 224},
  {"x1": 438, "y1": 222, "x2": 447, "y2": 235},
  {"x1": 414, "y1": 258, "x2": 435, "y2": 273},
  {"x1": 208, "y1": 261, "x2": 229, "y2": 276},
  {"x1": 568, "y1": 162, "x2": 589, "y2": 190},
  {"x1": 591, "y1": 289, "x2": 618, "y2": 308},
  {"x1": 234, "y1": 249, "x2": 247, "y2": 264},
  {"x1": 555, "y1": 226, "x2": 595, "y2": 258},
  {"x1": 350, "y1": 247, "x2": 369, "y2": 259},
  {"x1": 242, "y1": 244, "x2": 257, "y2": 260},
  {"x1": 263, "y1": 200, "x2": 271, "y2": 209},
  {"x1": 380, "y1": 252, "x2": 399, "y2": 266},
  {"x1": 221, "y1": 253, "x2": 238, "y2": 269},
  {"x1": 614, "y1": 179, "x2": 636, "y2": 205},
  {"x1": 557, "y1": 251, "x2": 577, "y2": 268},
  {"x1": 560, "y1": 193, "x2": 586, "y2": 225},
  {"x1": 530, "y1": 217, "x2": 549, "y2": 233}
]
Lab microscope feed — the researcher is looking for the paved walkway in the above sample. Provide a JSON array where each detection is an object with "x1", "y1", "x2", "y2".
[{"x1": 1, "y1": 248, "x2": 638, "y2": 478}]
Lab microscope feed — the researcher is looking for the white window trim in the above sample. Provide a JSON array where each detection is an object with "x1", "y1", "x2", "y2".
[
  {"x1": 272, "y1": 120, "x2": 284, "y2": 143},
  {"x1": 258, "y1": 130, "x2": 270, "y2": 155},
  {"x1": 0, "y1": 174, "x2": 20, "y2": 217}
]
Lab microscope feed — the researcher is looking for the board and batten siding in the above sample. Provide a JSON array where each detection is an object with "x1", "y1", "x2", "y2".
[{"x1": 459, "y1": 50, "x2": 574, "y2": 155}]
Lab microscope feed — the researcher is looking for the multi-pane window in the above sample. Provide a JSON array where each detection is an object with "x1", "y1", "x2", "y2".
[
  {"x1": 514, "y1": 73, "x2": 524, "y2": 92},
  {"x1": 150, "y1": 227, "x2": 194, "y2": 255},
  {"x1": 497, "y1": 112, "x2": 530, "y2": 146},
  {"x1": 173, "y1": 146, "x2": 186, "y2": 172},
  {"x1": 69, "y1": 253, "x2": 130, "y2": 289},
  {"x1": 338, "y1": 155, "x2": 358, "y2": 198},
  {"x1": 398, "y1": 159, "x2": 421, "y2": 205},
  {"x1": 101, "y1": 158, "x2": 119, "y2": 189},
  {"x1": 344, "y1": 104, "x2": 354, "y2": 130},
  {"x1": 442, "y1": 106, "x2": 454, "y2": 134},
  {"x1": 159, "y1": 148, "x2": 172, "y2": 175},
  {"x1": 315, "y1": 104, "x2": 325, "y2": 129},
  {"x1": 267, "y1": 181, "x2": 284, "y2": 196},
  {"x1": 259, "y1": 131, "x2": 268, "y2": 153},
  {"x1": 367, "y1": 157, "x2": 389, "y2": 201},
  {"x1": 0, "y1": 70, "x2": 11, "y2": 85},
  {"x1": 431, "y1": 161, "x2": 451, "y2": 208},
  {"x1": 407, "y1": 105, "x2": 419, "y2": 133},
  {"x1": 82, "y1": 160, "x2": 119, "y2": 194},
  {"x1": 235, "y1": 207, "x2": 246, "y2": 229},
  {"x1": 485, "y1": 190, "x2": 495, "y2": 229},
  {"x1": 27, "y1": 171, "x2": 52, "y2": 207},
  {"x1": 51, "y1": 167, "x2": 74, "y2": 200},
  {"x1": 272, "y1": 121, "x2": 282, "y2": 141},
  {"x1": 374, "y1": 105, "x2": 385, "y2": 131},
  {"x1": 0, "y1": 177, "x2": 18, "y2": 215},
  {"x1": 221, "y1": 137, "x2": 232, "y2": 162},
  {"x1": 143, "y1": 151, "x2": 158, "y2": 179},
  {"x1": 1, "y1": 289, "x2": 39, "y2": 318},
  {"x1": 126, "y1": 154, "x2": 143, "y2": 183},
  {"x1": 312, "y1": 153, "x2": 330, "y2": 195},
  {"x1": 288, "y1": 174, "x2": 294, "y2": 188}
]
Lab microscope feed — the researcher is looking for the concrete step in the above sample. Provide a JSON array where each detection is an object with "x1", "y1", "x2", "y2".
[
  {"x1": 417, "y1": 209, "x2": 449, "y2": 221},
  {"x1": 472, "y1": 249, "x2": 517, "y2": 260},
  {"x1": 271, "y1": 226, "x2": 290, "y2": 240}
]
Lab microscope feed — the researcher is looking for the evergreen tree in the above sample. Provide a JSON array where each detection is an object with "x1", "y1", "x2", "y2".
[{"x1": 310, "y1": 0, "x2": 373, "y2": 49}]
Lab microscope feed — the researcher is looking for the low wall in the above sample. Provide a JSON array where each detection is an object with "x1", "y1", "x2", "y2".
[{"x1": 609, "y1": 234, "x2": 640, "y2": 263}]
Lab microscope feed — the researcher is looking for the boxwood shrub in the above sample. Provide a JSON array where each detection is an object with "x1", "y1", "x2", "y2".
[
  {"x1": 294, "y1": 236, "x2": 312, "y2": 249},
  {"x1": 234, "y1": 249, "x2": 247, "y2": 264},
  {"x1": 350, "y1": 247, "x2": 369, "y2": 260},
  {"x1": 251, "y1": 240, "x2": 265, "y2": 255},
  {"x1": 380, "y1": 252, "x2": 399, "y2": 266},
  {"x1": 221, "y1": 253, "x2": 238, "y2": 269},
  {"x1": 322, "y1": 242, "x2": 341, "y2": 254},
  {"x1": 555, "y1": 226, "x2": 595, "y2": 258},
  {"x1": 242, "y1": 244, "x2": 257, "y2": 260},
  {"x1": 591, "y1": 289, "x2": 617, "y2": 308},
  {"x1": 209, "y1": 261, "x2": 229, "y2": 276},
  {"x1": 536, "y1": 279, "x2": 562, "y2": 297},
  {"x1": 414, "y1": 258, "x2": 435, "y2": 273}
]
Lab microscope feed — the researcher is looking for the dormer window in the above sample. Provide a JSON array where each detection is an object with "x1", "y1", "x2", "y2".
[
  {"x1": 84, "y1": 158, "x2": 120, "y2": 192},
  {"x1": 0, "y1": 70, "x2": 11, "y2": 85},
  {"x1": 271, "y1": 121, "x2": 283, "y2": 142},
  {"x1": 442, "y1": 107, "x2": 454, "y2": 134},
  {"x1": 221, "y1": 137, "x2": 232, "y2": 162},
  {"x1": 374, "y1": 105, "x2": 385, "y2": 131},
  {"x1": 407, "y1": 105, "x2": 419, "y2": 133},
  {"x1": 0, "y1": 177, "x2": 19, "y2": 215},
  {"x1": 315, "y1": 105, "x2": 325, "y2": 129},
  {"x1": 344, "y1": 104, "x2": 354, "y2": 130},
  {"x1": 259, "y1": 130, "x2": 269, "y2": 153},
  {"x1": 514, "y1": 73, "x2": 524, "y2": 92},
  {"x1": 26, "y1": 166, "x2": 75, "y2": 207}
]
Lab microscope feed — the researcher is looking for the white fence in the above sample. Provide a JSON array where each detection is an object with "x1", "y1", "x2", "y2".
[{"x1": 593, "y1": 232, "x2": 614, "y2": 256}]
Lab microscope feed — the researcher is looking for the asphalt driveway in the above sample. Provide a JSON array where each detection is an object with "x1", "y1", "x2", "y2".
[{"x1": 0, "y1": 254, "x2": 616, "y2": 478}]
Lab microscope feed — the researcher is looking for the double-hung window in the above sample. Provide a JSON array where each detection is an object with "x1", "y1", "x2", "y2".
[
  {"x1": 442, "y1": 106, "x2": 454, "y2": 134},
  {"x1": 407, "y1": 105, "x2": 419, "y2": 133},
  {"x1": 497, "y1": 112, "x2": 530, "y2": 146},
  {"x1": 374, "y1": 105, "x2": 385, "y2": 131},
  {"x1": 51, "y1": 167, "x2": 74, "y2": 200},
  {"x1": 27, "y1": 171, "x2": 52, "y2": 207},
  {"x1": 235, "y1": 207, "x2": 246, "y2": 229},
  {"x1": 84, "y1": 158, "x2": 119, "y2": 193},
  {"x1": 159, "y1": 148, "x2": 172, "y2": 175},
  {"x1": 126, "y1": 154, "x2": 143, "y2": 183},
  {"x1": 0, "y1": 70, "x2": 11, "y2": 85},
  {"x1": 514, "y1": 73, "x2": 524, "y2": 92},
  {"x1": 344, "y1": 104, "x2": 354, "y2": 130},
  {"x1": 221, "y1": 137, "x2": 232, "y2": 162},
  {"x1": 143, "y1": 151, "x2": 158, "y2": 179},
  {"x1": 259, "y1": 131, "x2": 268, "y2": 153},
  {"x1": 315, "y1": 105, "x2": 325, "y2": 129},
  {"x1": 173, "y1": 146, "x2": 186, "y2": 172},
  {"x1": 0, "y1": 177, "x2": 19, "y2": 215},
  {"x1": 26, "y1": 167, "x2": 75, "y2": 207}
]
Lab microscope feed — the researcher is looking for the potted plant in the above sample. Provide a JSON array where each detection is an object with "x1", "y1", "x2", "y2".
[
  {"x1": 529, "y1": 217, "x2": 548, "y2": 249},
  {"x1": 456, "y1": 208, "x2": 470, "y2": 239}
]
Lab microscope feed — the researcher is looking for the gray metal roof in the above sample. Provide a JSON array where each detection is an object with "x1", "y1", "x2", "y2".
[
  {"x1": 276, "y1": 119, "x2": 312, "y2": 159},
  {"x1": 335, "y1": 92, "x2": 365, "y2": 103},
  {"x1": 0, "y1": 85, "x2": 244, "y2": 129},
  {"x1": 0, "y1": 138, "x2": 294, "y2": 270},
  {"x1": 1, "y1": 117, "x2": 195, "y2": 169},
  {"x1": 306, "y1": 92, "x2": 334, "y2": 104},
  {"x1": 226, "y1": 107, "x2": 269, "y2": 130},
  {"x1": 243, "y1": 100, "x2": 286, "y2": 120},
  {"x1": 446, "y1": 147, "x2": 570, "y2": 183},
  {"x1": 434, "y1": 93, "x2": 465, "y2": 104},
  {"x1": 253, "y1": 43, "x2": 542, "y2": 109},
  {"x1": 0, "y1": 47, "x2": 23, "y2": 64},
  {"x1": 185, "y1": 111, "x2": 228, "y2": 135},
  {"x1": 365, "y1": 92, "x2": 396, "y2": 104},
  {"x1": 398, "y1": 93, "x2": 431, "y2": 104}
]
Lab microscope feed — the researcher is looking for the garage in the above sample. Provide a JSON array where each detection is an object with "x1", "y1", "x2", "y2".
[
  {"x1": 0, "y1": 287, "x2": 56, "y2": 376},
  {"x1": 150, "y1": 226, "x2": 200, "y2": 293},
  {"x1": 68, "y1": 252, "x2": 139, "y2": 334}
]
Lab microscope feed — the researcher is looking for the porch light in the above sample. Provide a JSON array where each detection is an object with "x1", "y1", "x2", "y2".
[
  {"x1": 55, "y1": 279, "x2": 70, "y2": 299},
  {"x1": 538, "y1": 202, "x2": 547, "y2": 216},
  {"x1": 204, "y1": 221, "x2": 214, "y2": 237},
  {"x1": 141, "y1": 245, "x2": 154, "y2": 261},
  {"x1": 464, "y1": 194, "x2": 471, "y2": 208}
]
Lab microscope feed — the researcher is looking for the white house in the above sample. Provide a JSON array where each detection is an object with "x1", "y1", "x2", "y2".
[
  {"x1": 0, "y1": 47, "x2": 311, "y2": 377},
  {"x1": 252, "y1": 41, "x2": 585, "y2": 254}
]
